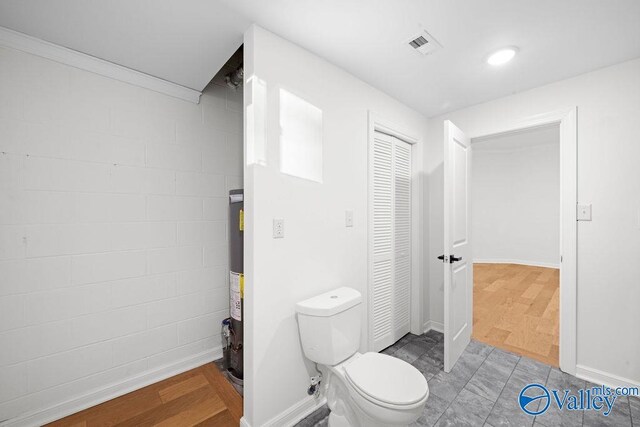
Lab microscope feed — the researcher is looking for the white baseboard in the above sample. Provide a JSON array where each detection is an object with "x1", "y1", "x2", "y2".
[
  {"x1": 575, "y1": 364, "x2": 639, "y2": 390},
  {"x1": 423, "y1": 320, "x2": 444, "y2": 334},
  {"x1": 473, "y1": 259, "x2": 560, "y2": 269},
  {"x1": 260, "y1": 395, "x2": 327, "y2": 427},
  {"x1": 4, "y1": 347, "x2": 222, "y2": 427}
]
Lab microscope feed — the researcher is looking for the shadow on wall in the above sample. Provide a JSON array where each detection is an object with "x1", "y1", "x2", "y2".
[{"x1": 428, "y1": 162, "x2": 445, "y2": 323}]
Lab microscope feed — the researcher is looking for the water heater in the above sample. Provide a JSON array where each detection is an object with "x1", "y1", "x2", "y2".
[{"x1": 226, "y1": 189, "x2": 244, "y2": 393}]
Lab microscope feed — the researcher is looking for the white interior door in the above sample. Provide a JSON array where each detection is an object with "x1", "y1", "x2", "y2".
[
  {"x1": 443, "y1": 120, "x2": 473, "y2": 372},
  {"x1": 370, "y1": 131, "x2": 412, "y2": 351}
]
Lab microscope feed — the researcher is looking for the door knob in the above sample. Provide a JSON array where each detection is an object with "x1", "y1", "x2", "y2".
[{"x1": 438, "y1": 254, "x2": 463, "y2": 263}]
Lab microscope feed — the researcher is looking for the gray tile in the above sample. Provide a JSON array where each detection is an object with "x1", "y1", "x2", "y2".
[
  {"x1": 398, "y1": 333, "x2": 420, "y2": 346},
  {"x1": 415, "y1": 332, "x2": 441, "y2": 345},
  {"x1": 380, "y1": 345, "x2": 398, "y2": 356},
  {"x1": 535, "y1": 411, "x2": 582, "y2": 427},
  {"x1": 422, "y1": 342, "x2": 445, "y2": 369},
  {"x1": 485, "y1": 369, "x2": 539, "y2": 427},
  {"x1": 534, "y1": 394, "x2": 583, "y2": 427},
  {"x1": 536, "y1": 369, "x2": 585, "y2": 427},
  {"x1": 485, "y1": 348, "x2": 521, "y2": 373},
  {"x1": 503, "y1": 367, "x2": 545, "y2": 398},
  {"x1": 513, "y1": 357, "x2": 551, "y2": 384},
  {"x1": 456, "y1": 345, "x2": 492, "y2": 375},
  {"x1": 465, "y1": 340, "x2": 494, "y2": 358},
  {"x1": 449, "y1": 351, "x2": 485, "y2": 383},
  {"x1": 411, "y1": 393, "x2": 450, "y2": 427},
  {"x1": 428, "y1": 367, "x2": 469, "y2": 403},
  {"x1": 424, "y1": 330, "x2": 444, "y2": 342},
  {"x1": 486, "y1": 396, "x2": 535, "y2": 427},
  {"x1": 465, "y1": 358, "x2": 515, "y2": 402},
  {"x1": 294, "y1": 404, "x2": 330, "y2": 427},
  {"x1": 381, "y1": 339, "x2": 407, "y2": 356},
  {"x1": 435, "y1": 388, "x2": 493, "y2": 427},
  {"x1": 394, "y1": 341, "x2": 430, "y2": 363},
  {"x1": 412, "y1": 353, "x2": 443, "y2": 380},
  {"x1": 583, "y1": 394, "x2": 631, "y2": 427},
  {"x1": 410, "y1": 338, "x2": 438, "y2": 352},
  {"x1": 630, "y1": 396, "x2": 640, "y2": 426},
  {"x1": 544, "y1": 367, "x2": 585, "y2": 391}
]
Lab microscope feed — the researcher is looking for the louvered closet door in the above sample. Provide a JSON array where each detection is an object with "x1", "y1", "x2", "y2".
[
  {"x1": 393, "y1": 141, "x2": 411, "y2": 338},
  {"x1": 371, "y1": 131, "x2": 412, "y2": 352}
]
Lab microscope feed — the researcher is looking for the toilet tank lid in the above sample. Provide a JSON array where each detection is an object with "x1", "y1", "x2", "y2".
[{"x1": 296, "y1": 287, "x2": 362, "y2": 317}]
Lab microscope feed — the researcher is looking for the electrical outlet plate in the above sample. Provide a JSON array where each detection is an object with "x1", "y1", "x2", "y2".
[
  {"x1": 577, "y1": 204, "x2": 592, "y2": 221},
  {"x1": 273, "y1": 218, "x2": 284, "y2": 238},
  {"x1": 345, "y1": 210, "x2": 354, "y2": 227}
]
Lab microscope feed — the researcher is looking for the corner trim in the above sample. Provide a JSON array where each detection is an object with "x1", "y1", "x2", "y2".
[
  {"x1": 0, "y1": 26, "x2": 202, "y2": 104},
  {"x1": 4, "y1": 347, "x2": 222, "y2": 427},
  {"x1": 575, "y1": 365, "x2": 639, "y2": 389},
  {"x1": 424, "y1": 320, "x2": 444, "y2": 334},
  {"x1": 473, "y1": 259, "x2": 560, "y2": 269},
  {"x1": 262, "y1": 395, "x2": 327, "y2": 427}
]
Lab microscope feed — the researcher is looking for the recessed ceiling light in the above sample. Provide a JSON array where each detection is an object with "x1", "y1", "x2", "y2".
[{"x1": 487, "y1": 47, "x2": 518, "y2": 66}]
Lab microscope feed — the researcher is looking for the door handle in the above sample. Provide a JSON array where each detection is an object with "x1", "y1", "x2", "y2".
[{"x1": 438, "y1": 254, "x2": 463, "y2": 264}]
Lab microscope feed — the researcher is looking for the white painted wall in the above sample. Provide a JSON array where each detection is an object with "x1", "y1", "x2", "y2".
[
  {"x1": 472, "y1": 128, "x2": 559, "y2": 268},
  {"x1": 243, "y1": 26, "x2": 427, "y2": 426},
  {"x1": 426, "y1": 58, "x2": 640, "y2": 385},
  {"x1": 0, "y1": 46, "x2": 242, "y2": 423}
]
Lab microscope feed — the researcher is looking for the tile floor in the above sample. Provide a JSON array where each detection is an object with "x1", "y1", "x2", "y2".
[{"x1": 295, "y1": 331, "x2": 639, "y2": 427}]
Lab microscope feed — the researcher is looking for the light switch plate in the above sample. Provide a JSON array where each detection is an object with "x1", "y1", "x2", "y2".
[
  {"x1": 577, "y1": 204, "x2": 592, "y2": 221},
  {"x1": 345, "y1": 210, "x2": 354, "y2": 227},
  {"x1": 273, "y1": 218, "x2": 284, "y2": 238}
]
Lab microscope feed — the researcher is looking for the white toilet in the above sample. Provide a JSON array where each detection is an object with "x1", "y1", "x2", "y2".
[{"x1": 296, "y1": 287, "x2": 428, "y2": 427}]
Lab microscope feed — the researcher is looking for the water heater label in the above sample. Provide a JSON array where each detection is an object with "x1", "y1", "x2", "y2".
[{"x1": 230, "y1": 271, "x2": 242, "y2": 321}]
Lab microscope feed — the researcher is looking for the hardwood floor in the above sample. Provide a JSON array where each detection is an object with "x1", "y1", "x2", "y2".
[
  {"x1": 473, "y1": 263, "x2": 559, "y2": 366},
  {"x1": 47, "y1": 363, "x2": 242, "y2": 427}
]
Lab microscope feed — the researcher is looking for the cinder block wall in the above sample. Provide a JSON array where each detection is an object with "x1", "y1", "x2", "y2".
[{"x1": 0, "y1": 45, "x2": 242, "y2": 421}]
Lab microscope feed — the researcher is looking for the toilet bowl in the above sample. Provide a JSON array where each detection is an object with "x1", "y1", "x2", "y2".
[
  {"x1": 296, "y1": 287, "x2": 428, "y2": 427},
  {"x1": 323, "y1": 352, "x2": 428, "y2": 426}
]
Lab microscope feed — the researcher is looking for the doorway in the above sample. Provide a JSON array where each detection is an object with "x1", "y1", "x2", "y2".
[
  {"x1": 471, "y1": 124, "x2": 560, "y2": 366},
  {"x1": 442, "y1": 108, "x2": 577, "y2": 375}
]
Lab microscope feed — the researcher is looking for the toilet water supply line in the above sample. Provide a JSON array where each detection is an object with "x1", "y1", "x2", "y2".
[{"x1": 308, "y1": 363, "x2": 323, "y2": 396}]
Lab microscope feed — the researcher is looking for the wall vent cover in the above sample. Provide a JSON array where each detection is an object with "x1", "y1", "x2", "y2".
[{"x1": 406, "y1": 30, "x2": 442, "y2": 55}]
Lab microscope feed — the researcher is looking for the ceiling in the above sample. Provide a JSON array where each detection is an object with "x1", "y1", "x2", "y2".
[
  {"x1": 0, "y1": 0, "x2": 250, "y2": 91},
  {"x1": 473, "y1": 124, "x2": 559, "y2": 152},
  {"x1": 1, "y1": 1, "x2": 639, "y2": 116}
]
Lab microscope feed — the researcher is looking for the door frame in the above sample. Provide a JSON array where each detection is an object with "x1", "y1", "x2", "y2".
[
  {"x1": 367, "y1": 111, "x2": 423, "y2": 351},
  {"x1": 466, "y1": 107, "x2": 577, "y2": 375}
]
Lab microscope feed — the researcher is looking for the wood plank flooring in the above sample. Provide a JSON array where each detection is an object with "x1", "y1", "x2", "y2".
[
  {"x1": 473, "y1": 263, "x2": 559, "y2": 366},
  {"x1": 47, "y1": 363, "x2": 242, "y2": 427}
]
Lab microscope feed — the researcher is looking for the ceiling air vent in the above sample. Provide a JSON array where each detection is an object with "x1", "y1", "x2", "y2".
[{"x1": 407, "y1": 30, "x2": 442, "y2": 56}]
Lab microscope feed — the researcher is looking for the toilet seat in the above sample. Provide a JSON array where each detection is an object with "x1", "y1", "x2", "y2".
[{"x1": 343, "y1": 352, "x2": 428, "y2": 409}]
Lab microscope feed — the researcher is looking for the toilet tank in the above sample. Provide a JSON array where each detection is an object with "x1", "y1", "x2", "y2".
[{"x1": 295, "y1": 287, "x2": 362, "y2": 366}]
